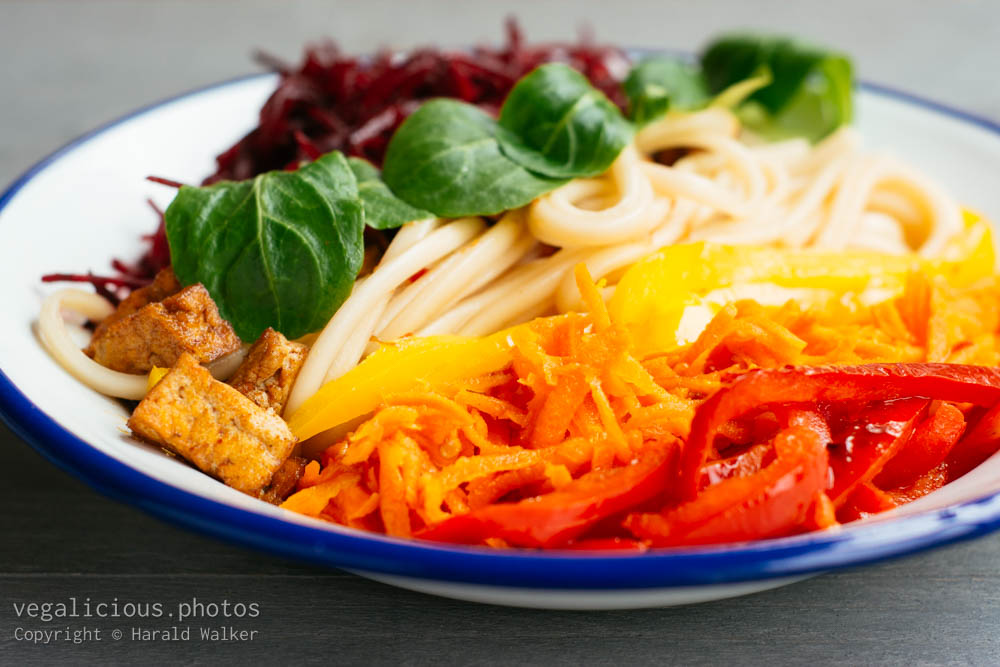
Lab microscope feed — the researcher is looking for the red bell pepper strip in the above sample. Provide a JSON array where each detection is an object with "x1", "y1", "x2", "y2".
[
  {"x1": 417, "y1": 445, "x2": 675, "y2": 548},
  {"x1": 887, "y1": 463, "x2": 949, "y2": 504},
  {"x1": 874, "y1": 402, "x2": 966, "y2": 489},
  {"x1": 681, "y1": 363, "x2": 1000, "y2": 500},
  {"x1": 802, "y1": 491, "x2": 838, "y2": 531},
  {"x1": 625, "y1": 413, "x2": 829, "y2": 547},
  {"x1": 699, "y1": 441, "x2": 774, "y2": 489},
  {"x1": 827, "y1": 397, "x2": 928, "y2": 506},
  {"x1": 836, "y1": 482, "x2": 898, "y2": 523},
  {"x1": 945, "y1": 401, "x2": 1000, "y2": 479}
]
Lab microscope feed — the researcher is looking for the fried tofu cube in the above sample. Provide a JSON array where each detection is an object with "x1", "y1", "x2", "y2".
[
  {"x1": 128, "y1": 353, "x2": 296, "y2": 494},
  {"x1": 228, "y1": 328, "x2": 307, "y2": 413},
  {"x1": 87, "y1": 284, "x2": 241, "y2": 374},
  {"x1": 91, "y1": 267, "x2": 181, "y2": 340},
  {"x1": 259, "y1": 456, "x2": 307, "y2": 504}
]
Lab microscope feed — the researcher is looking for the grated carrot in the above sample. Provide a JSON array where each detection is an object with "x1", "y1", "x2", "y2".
[
  {"x1": 279, "y1": 472, "x2": 360, "y2": 516},
  {"x1": 281, "y1": 258, "x2": 1000, "y2": 546}
]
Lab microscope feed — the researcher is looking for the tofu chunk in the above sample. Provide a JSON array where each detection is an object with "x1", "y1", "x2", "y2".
[
  {"x1": 91, "y1": 267, "x2": 181, "y2": 340},
  {"x1": 87, "y1": 284, "x2": 241, "y2": 374},
  {"x1": 128, "y1": 353, "x2": 296, "y2": 494},
  {"x1": 259, "y1": 456, "x2": 307, "y2": 504},
  {"x1": 228, "y1": 328, "x2": 307, "y2": 413}
]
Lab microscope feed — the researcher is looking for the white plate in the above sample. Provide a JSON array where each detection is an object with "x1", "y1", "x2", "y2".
[{"x1": 3, "y1": 74, "x2": 1000, "y2": 610}]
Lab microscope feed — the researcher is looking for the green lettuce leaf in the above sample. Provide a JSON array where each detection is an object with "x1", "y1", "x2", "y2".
[
  {"x1": 382, "y1": 99, "x2": 566, "y2": 218},
  {"x1": 348, "y1": 157, "x2": 433, "y2": 229},
  {"x1": 165, "y1": 151, "x2": 364, "y2": 340},
  {"x1": 700, "y1": 34, "x2": 853, "y2": 141},
  {"x1": 623, "y1": 58, "x2": 710, "y2": 126},
  {"x1": 497, "y1": 63, "x2": 634, "y2": 178}
]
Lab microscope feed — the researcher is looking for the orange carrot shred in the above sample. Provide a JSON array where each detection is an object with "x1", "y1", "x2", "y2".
[{"x1": 286, "y1": 256, "x2": 1000, "y2": 549}]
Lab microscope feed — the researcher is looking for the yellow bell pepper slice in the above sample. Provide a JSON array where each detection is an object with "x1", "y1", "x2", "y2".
[
  {"x1": 287, "y1": 332, "x2": 516, "y2": 441},
  {"x1": 146, "y1": 366, "x2": 169, "y2": 393},
  {"x1": 932, "y1": 209, "x2": 996, "y2": 282},
  {"x1": 610, "y1": 211, "x2": 995, "y2": 357}
]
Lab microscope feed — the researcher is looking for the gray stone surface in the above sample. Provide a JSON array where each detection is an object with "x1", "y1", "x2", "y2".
[{"x1": 2, "y1": 1, "x2": 999, "y2": 664}]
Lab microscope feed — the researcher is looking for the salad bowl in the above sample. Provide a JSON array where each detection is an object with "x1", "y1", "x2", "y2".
[{"x1": 3, "y1": 71, "x2": 1000, "y2": 609}]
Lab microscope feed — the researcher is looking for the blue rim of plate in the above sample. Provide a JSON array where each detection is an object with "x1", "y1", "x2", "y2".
[{"x1": 3, "y1": 71, "x2": 1000, "y2": 591}]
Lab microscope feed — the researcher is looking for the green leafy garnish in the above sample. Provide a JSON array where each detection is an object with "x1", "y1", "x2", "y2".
[
  {"x1": 621, "y1": 35, "x2": 853, "y2": 141},
  {"x1": 383, "y1": 64, "x2": 638, "y2": 217},
  {"x1": 382, "y1": 99, "x2": 567, "y2": 218},
  {"x1": 497, "y1": 64, "x2": 633, "y2": 178},
  {"x1": 165, "y1": 151, "x2": 364, "y2": 341},
  {"x1": 348, "y1": 157, "x2": 434, "y2": 229},
  {"x1": 623, "y1": 58, "x2": 709, "y2": 126},
  {"x1": 708, "y1": 66, "x2": 772, "y2": 110},
  {"x1": 700, "y1": 35, "x2": 853, "y2": 141}
]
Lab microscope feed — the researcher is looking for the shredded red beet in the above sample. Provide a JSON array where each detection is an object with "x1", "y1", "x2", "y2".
[
  {"x1": 44, "y1": 20, "x2": 630, "y2": 298},
  {"x1": 41, "y1": 199, "x2": 171, "y2": 304},
  {"x1": 146, "y1": 175, "x2": 187, "y2": 189},
  {"x1": 206, "y1": 19, "x2": 630, "y2": 182}
]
